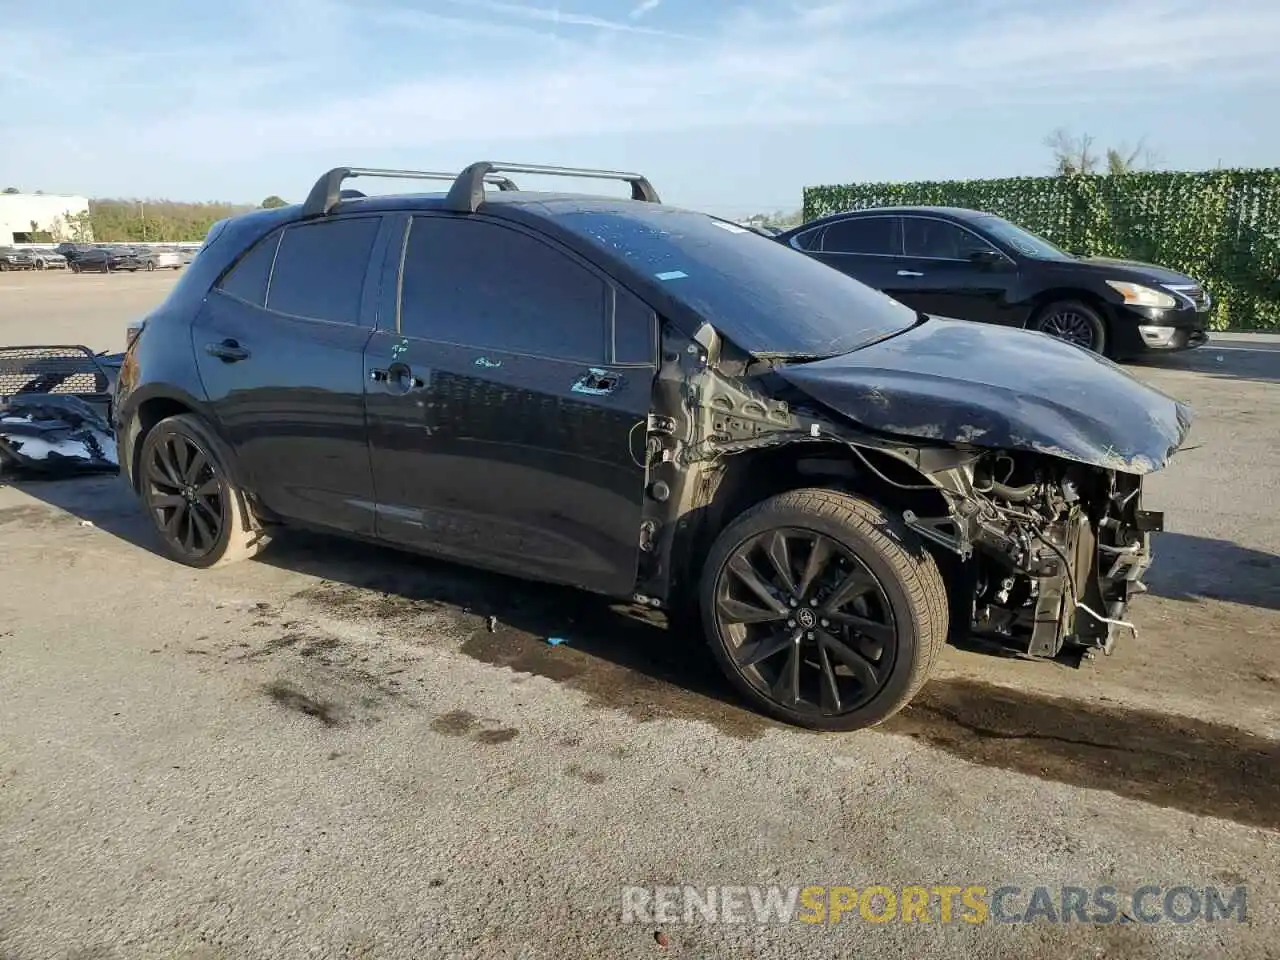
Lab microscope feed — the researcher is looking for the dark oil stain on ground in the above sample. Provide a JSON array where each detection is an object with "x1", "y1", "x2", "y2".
[
  {"x1": 474, "y1": 727, "x2": 519, "y2": 745},
  {"x1": 275, "y1": 532, "x2": 779, "y2": 741},
  {"x1": 430, "y1": 709, "x2": 478, "y2": 736},
  {"x1": 270, "y1": 532, "x2": 1279, "y2": 828},
  {"x1": 0, "y1": 504, "x2": 76, "y2": 529},
  {"x1": 429, "y1": 709, "x2": 519, "y2": 745},
  {"x1": 566, "y1": 763, "x2": 607, "y2": 785},
  {"x1": 884, "y1": 678, "x2": 1280, "y2": 832},
  {"x1": 263, "y1": 680, "x2": 344, "y2": 727}
]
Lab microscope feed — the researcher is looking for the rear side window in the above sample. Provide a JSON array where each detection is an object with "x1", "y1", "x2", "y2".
[
  {"x1": 215, "y1": 229, "x2": 281, "y2": 306},
  {"x1": 265, "y1": 217, "x2": 381, "y2": 324},
  {"x1": 821, "y1": 216, "x2": 900, "y2": 255},
  {"x1": 399, "y1": 216, "x2": 607, "y2": 363}
]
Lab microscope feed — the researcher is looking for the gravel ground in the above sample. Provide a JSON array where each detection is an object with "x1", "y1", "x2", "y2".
[{"x1": 1, "y1": 271, "x2": 1276, "y2": 959}]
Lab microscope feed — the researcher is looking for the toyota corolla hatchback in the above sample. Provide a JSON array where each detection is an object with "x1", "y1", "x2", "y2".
[{"x1": 113, "y1": 162, "x2": 1192, "y2": 731}]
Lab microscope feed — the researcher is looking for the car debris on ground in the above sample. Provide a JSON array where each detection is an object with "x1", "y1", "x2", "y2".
[{"x1": 0, "y1": 345, "x2": 123, "y2": 477}]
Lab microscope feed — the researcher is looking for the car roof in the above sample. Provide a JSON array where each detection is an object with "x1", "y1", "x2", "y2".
[{"x1": 780, "y1": 205, "x2": 998, "y2": 236}]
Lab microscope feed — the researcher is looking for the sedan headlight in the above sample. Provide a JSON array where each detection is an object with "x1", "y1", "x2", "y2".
[{"x1": 1105, "y1": 280, "x2": 1177, "y2": 309}]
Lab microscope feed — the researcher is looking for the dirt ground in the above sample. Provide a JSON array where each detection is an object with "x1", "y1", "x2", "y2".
[{"x1": 1, "y1": 270, "x2": 1277, "y2": 959}]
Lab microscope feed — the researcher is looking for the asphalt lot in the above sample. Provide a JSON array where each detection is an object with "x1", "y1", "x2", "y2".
[{"x1": 1, "y1": 270, "x2": 1277, "y2": 959}]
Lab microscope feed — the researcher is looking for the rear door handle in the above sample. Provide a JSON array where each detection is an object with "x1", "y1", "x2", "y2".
[
  {"x1": 369, "y1": 361, "x2": 423, "y2": 394},
  {"x1": 896, "y1": 269, "x2": 924, "y2": 277},
  {"x1": 205, "y1": 339, "x2": 250, "y2": 362}
]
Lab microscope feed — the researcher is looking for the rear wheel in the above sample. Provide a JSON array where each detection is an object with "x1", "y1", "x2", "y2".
[
  {"x1": 1031, "y1": 299, "x2": 1107, "y2": 355},
  {"x1": 699, "y1": 488, "x2": 948, "y2": 731},
  {"x1": 138, "y1": 414, "x2": 270, "y2": 568}
]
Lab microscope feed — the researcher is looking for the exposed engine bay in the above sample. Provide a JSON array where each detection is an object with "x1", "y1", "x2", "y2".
[{"x1": 902, "y1": 450, "x2": 1161, "y2": 662}]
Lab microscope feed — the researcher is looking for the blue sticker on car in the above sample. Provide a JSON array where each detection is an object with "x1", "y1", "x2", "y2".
[{"x1": 655, "y1": 270, "x2": 688, "y2": 281}]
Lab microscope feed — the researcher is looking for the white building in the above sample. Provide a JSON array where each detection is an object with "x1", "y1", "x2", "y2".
[{"x1": 0, "y1": 193, "x2": 93, "y2": 244}]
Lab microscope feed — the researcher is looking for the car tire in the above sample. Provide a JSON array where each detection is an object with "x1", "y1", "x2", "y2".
[
  {"x1": 138, "y1": 413, "x2": 271, "y2": 569},
  {"x1": 0, "y1": 263, "x2": 7, "y2": 272},
  {"x1": 1031, "y1": 299, "x2": 1108, "y2": 355},
  {"x1": 699, "y1": 487, "x2": 948, "y2": 731}
]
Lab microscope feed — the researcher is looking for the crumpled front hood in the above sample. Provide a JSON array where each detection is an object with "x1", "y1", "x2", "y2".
[{"x1": 777, "y1": 318, "x2": 1193, "y2": 474}]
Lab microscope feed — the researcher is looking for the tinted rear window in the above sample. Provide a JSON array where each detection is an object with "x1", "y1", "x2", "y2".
[
  {"x1": 549, "y1": 206, "x2": 916, "y2": 358},
  {"x1": 266, "y1": 217, "x2": 380, "y2": 324}
]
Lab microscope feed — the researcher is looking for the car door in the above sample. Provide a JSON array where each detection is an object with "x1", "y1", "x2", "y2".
[
  {"x1": 790, "y1": 215, "x2": 903, "y2": 293},
  {"x1": 893, "y1": 216, "x2": 1020, "y2": 325},
  {"x1": 191, "y1": 214, "x2": 395, "y2": 536},
  {"x1": 363, "y1": 212, "x2": 656, "y2": 597}
]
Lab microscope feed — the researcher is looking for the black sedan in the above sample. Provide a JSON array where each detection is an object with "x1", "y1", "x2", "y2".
[
  {"x1": 776, "y1": 206, "x2": 1211, "y2": 357},
  {"x1": 70, "y1": 247, "x2": 143, "y2": 273}
]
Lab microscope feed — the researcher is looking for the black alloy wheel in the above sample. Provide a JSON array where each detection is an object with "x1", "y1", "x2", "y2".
[
  {"x1": 1033, "y1": 300, "x2": 1107, "y2": 354},
  {"x1": 713, "y1": 527, "x2": 898, "y2": 717},
  {"x1": 700, "y1": 488, "x2": 948, "y2": 731},
  {"x1": 143, "y1": 430, "x2": 227, "y2": 561}
]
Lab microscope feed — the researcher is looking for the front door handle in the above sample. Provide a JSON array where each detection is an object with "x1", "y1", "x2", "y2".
[
  {"x1": 571, "y1": 367, "x2": 622, "y2": 396},
  {"x1": 205, "y1": 339, "x2": 250, "y2": 362},
  {"x1": 896, "y1": 269, "x2": 924, "y2": 277}
]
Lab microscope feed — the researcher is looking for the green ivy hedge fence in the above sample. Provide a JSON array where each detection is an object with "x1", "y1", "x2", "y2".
[{"x1": 802, "y1": 169, "x2": 1280, "y2": 331}]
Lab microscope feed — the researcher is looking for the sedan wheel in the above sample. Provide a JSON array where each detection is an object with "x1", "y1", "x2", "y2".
[
  {"x1": 700, "y1": 488, "x2": 948, "y2": 730},
  {"x1": 1033, "y1": 300, "x2": 1107, "y2": 355}
]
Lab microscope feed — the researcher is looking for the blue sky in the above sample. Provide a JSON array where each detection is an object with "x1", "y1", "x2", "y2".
[{"x1": 1, "y1": 0, "x2": 1276, "y2": 216}]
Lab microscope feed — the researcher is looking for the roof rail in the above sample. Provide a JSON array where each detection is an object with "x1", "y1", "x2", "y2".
[
  {"x1": 300, "y1": 166, "x2": 519, "y2": 219},
  {"x1": 445, "y1": 161, "x2": 660, "y2": 213}
]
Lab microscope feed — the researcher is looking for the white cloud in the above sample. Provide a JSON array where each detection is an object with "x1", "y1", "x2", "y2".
[
  {"x1": 629, "y1": 0, "x2": 661, "y2": 19},
  {"x1": 2, "y1": 0, "x2": 1277, "y2": 194}
]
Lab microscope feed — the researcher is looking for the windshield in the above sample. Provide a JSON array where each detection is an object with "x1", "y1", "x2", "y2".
[
  {"x1": 976, "y1": 216, "x2": 1075, "y2": 261},
  {"x1": 548, "y1": 205, "x2": 918, "y2": 358}
]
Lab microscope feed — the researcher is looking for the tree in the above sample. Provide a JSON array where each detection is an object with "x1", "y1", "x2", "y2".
[
  {"x1": 261, "y1": 195, "x2": 287, "y2": 209},
  {"x1": 2, "y1": 187, "x2": 19, "y2": 194},
  {"x1": 1045, "y1": 128, "x2": 1161, "y2": 176}
]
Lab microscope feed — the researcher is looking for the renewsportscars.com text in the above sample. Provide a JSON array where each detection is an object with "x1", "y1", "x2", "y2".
[{"x1": 621, "y1": 884, "x2": 1248, "y2": 925}]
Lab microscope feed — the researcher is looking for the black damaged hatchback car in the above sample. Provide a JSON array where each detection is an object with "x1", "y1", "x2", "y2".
[
  {"x1": 776, "y1": 206, "x2": 1212, "y2": 357},
  {"x1": 114, "y1": 162, "x2": 1192, "y2": 731}
]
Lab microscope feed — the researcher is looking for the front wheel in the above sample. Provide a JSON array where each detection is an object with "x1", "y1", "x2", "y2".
[
  {"x1": 1031, "y1": 300, "x2": 1107, "y2": 355},
  {"x1": 699, "y1": 488, "x2": 948, "y2": 731},
  {"x1": 138, "y1": 414, "x2": 271, "y2": 568}
]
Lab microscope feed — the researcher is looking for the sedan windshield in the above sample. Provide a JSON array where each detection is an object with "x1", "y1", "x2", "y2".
[
  {"x1": 976, "y1": 216, "x2": 1075, "y2": 261},
  {"x1": 549, "y1": 204, "x2": 918, "y2": 358}
]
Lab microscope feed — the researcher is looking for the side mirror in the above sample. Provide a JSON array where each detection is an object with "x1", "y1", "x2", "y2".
[{"x1": 968, "y1": 249, "x2": 1008, "y2": 269}]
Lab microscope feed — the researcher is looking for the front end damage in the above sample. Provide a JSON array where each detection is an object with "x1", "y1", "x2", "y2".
[
  {"x1": 897, "y1": 450, "x2": 1162, "y2": 661},
  {"x1": 636, "y1": 317, "x2": 1191, "y2": 666}
]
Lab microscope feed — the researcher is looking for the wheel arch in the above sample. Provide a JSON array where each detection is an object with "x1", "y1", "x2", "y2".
[
  {"x1": 667, "y1": 441, "x2": 954, "y2": 610},
  {"x1": 123, "y1": 390, "x2": 239, "y2": 495},
  {"x1": 1027, "y1": 287, "x2": 1114, "y2": 330}
]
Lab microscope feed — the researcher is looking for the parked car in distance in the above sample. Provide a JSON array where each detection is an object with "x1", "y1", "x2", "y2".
[
  {"x1": 55, "y1": 243, "x2": 96, "y2": 266},
  {"x1": 775, "y1": 206, "x2": 1211, "y2": 357},
  {"x1": 0, "y1": 246, "x2": 36, "y2": 271},
  {"x1": 114, "y1": 162, "x2": 1192, "y2": 731},
  {"x1": 129, "y1": 246, "x2": 184, "y2": 271},
  {"x1": 24, "y1": 248, "x2": 68, "y2": 269},
  {"x1": 70, "y1": 246, "x2": 143, "y2": 273}
]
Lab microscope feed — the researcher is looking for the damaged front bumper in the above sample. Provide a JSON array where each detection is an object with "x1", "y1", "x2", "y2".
[
  {"x1": 906, "y1": 451, "x2": 1168, "y2": 664},
  {"x1": 0, "y1": 345, "x2": 124, "y2": 476}
]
